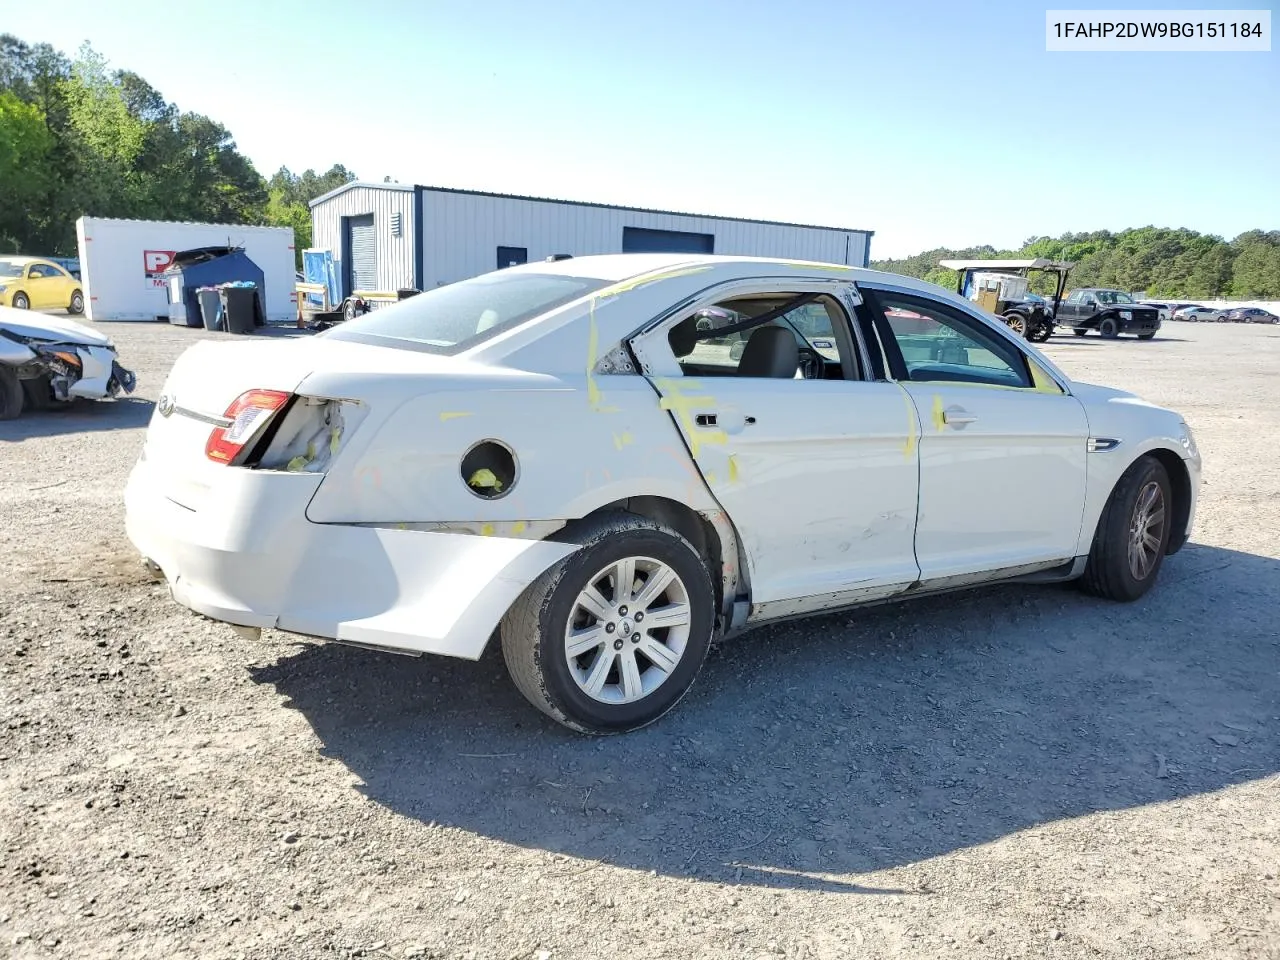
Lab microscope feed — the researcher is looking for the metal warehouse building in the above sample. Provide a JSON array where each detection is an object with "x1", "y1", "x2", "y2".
[{"x1": 309, "y1": 183, "x2": 873, "y2": 296}]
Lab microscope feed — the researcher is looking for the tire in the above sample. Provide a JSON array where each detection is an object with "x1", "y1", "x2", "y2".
[
  {"x1": 501, "y1": 512, "x2": 716, "y2": 734},
  {"x1": 10, "y1": 292, "x2": 30, "y2": 310},
  {"x1": 1099, "y1": 317, "x2": 1119, "y2": 339},
  {"x1": 21, "y1": 375, "x2": 70, "y2": 412},
  {"x1": 1003, "y1": 313, "x2": 1028, "y2": 337},
  {"x1": 1027, "y1": 321, "x2": 1053, "y2": 343},
  {"x1": 1073, "y1": 328, "x2": 1088, "y2": 337},
  {"x1": 68, "y1": 290, "x2": 84, "y2": 315},
  {"x1": 0, "y1": 367, "x2": 24, "y2": 420},
  {"x1": 1079, "y1": 456, "x2": 1173, "y2": 602},
  {"x1": 1138, "y1": 332, "x2": 1156, "y2": 340}
]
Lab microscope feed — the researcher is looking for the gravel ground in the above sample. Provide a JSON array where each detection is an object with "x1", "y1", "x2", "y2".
[{"x1": 1, "y1": 319, "x2": 1277, "y2": 960}]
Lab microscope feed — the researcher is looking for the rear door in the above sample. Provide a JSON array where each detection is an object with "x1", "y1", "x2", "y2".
[
  {"x1": 859, "y1": 283, "x2": 1090, "y2": 584},
  {"x1": 630, "y1": 283, "x2": 921, "y2": 616}
]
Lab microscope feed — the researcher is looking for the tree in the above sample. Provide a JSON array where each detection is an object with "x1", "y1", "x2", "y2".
[
  {"x1": 0, "y1": 91, "x2": 52, "y2": 252},
  {"x1": 264, "y1": 164, "x2": 356, "y2": 266}
]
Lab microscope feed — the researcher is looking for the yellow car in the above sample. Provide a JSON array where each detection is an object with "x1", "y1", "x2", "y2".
[{"x1": 0, "y1": 257, "x2": 85, "y2": 314}]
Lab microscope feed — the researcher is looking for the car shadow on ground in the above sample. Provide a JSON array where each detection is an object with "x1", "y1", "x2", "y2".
[
  {"x1": 0, "y1": 396, "x2": 154, "y2": 441},
  {"x1": 249, "y1": 542, "x2": 1279, "y2": 894}
]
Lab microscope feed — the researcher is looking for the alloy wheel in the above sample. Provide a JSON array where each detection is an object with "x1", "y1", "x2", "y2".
[
  {"x1": 564, "y1": 556, "x2": 692, "y2": 704},
  {"x1": 1127, "y1": 481, "x2": 1167, "y2": 581}
]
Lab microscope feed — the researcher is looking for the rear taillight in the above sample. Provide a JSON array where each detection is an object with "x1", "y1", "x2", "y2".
[{"x1": 205, "y1": 389, "x2": 292, "y2": 464}]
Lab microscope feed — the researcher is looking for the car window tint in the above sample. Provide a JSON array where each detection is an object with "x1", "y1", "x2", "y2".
[
  {"x1": 874, "y1": 292, "x2": 1031, "y2": 389},
  {"x1": 667, "y1": 295, "x2": 855, "y2": 380},
  {"x1": 325, "y1": 271, "x2": 609, "y2": 355},
  {"x1": 28, "y1": 264, "x2": 52, "y2": 278}
]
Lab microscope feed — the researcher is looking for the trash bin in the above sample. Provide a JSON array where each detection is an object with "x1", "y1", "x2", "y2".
[
  {"x1": 220, "y1": 283, "x2": 260, "y2": 335},
  {"x1": 197, "y1": 287, "x2": 224, "y2": 331}
]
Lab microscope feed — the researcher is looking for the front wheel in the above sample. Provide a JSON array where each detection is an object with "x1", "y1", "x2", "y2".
[
  {"x1": 1079, "y1": 456, "x2": 1173, "y2": 602},
  {"x1": 1003, "y1": 313, "x2": 1028, "y2": 337},
  {"x1": 1099, "y1": 317, "x2": 1119, "y2": 339},
  {"x1": 1027, "y1": 322, "x2": 1053, "y2": 343},
  {"x1": 501, "y1": 513, "x2": 716, "y2": 734},
  {"x1": 10, "y1": 292, "x2": 30, "y2": 310}
]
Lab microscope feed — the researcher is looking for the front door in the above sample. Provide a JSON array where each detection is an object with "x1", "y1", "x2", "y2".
[
  {"x1": 861, "y1": 285, "x2": 1090, "y2": 584},
  {"x1": 634, "y1": 287, "x2": 921, "y2": 614},
  {"x1": 25, "y1": 263, "x2": 60, "y2": 309}
]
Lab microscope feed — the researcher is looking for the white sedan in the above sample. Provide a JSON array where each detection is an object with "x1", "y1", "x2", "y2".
[{"x1": 125, "y1": 255, "x2": 1201, "y2": 733}]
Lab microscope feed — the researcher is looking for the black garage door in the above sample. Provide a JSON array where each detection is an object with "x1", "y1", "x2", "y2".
[
  {"x1": 344, "y1": 214, "x2": 376, "y2": 294},
  {"x1": 622, "y1": 226, "x2": 715, "y2": 254}
]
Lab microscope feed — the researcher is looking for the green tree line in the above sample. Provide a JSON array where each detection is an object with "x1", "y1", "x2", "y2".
[
  {"x1": 872, "y1": 226, "x2": 1280, "y2": 300},
  {"x1": 0, "y1": 35, "x2": 356, "y2": 266}
]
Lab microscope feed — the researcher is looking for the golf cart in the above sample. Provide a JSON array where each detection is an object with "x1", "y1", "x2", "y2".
[{"x1": 939, "y1": 258, "x2": 1075, "y2": 343}]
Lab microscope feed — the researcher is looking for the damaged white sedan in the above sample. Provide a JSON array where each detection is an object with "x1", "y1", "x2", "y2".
[
  {"x1": 0, "y1": 305, "x2": 136, "y2": 419},
  {"x1": 125, "y1": 255, "x2": 1200, "y2": 733}
]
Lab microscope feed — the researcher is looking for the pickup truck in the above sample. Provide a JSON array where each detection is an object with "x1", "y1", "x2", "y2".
[{"x1": 1055, "y1": 288, "x2": 1161, "y2": 339}]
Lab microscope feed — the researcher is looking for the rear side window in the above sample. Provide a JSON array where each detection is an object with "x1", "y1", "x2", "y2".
[{"x1": 326, "y1": 272, "x2": 608, "y2": 354}]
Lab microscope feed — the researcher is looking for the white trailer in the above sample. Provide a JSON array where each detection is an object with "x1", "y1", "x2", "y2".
[{"x1": 75, "y1": 217, "x2": 297, "y2": 323}]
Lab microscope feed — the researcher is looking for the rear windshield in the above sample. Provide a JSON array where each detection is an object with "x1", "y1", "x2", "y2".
[
  {"x1": 0, "y1": 261, "x2": 24, "y2": 279},
  {"x1": 325, "y1": 271, "x2": 609, "y2": 354}
]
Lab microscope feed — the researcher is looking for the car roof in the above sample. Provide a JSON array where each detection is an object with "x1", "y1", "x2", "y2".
[{"x1": 0, "y1": 256, "x2": 37, "y2": 264}]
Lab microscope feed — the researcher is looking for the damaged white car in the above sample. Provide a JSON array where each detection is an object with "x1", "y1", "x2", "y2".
[
  {"x1": 0, "y1": 305, "x2": 136, "y2": 419},
  {"x1": 125, "y1": 255, "x2": 1200, "y2": 733}
]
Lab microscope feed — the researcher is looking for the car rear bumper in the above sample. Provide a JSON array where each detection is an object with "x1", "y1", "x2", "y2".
[{"x1": 124, "y1": 457, "x2": 577, "y2": 658}]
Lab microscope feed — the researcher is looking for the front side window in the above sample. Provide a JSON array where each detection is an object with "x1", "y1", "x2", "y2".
[
  {"x1": 27, "y1": 264, "x2": 55, "y2": 278},
  {"x1": 870, "y1": 291, "x2": 1032, "y2": 389},
  {"x1": 1095, "y1": 290, "x2": 1135, "y2": 305},
  {"x1": 1066, "y1": 290, "x2": 1084, "y2": 304},
  {"x1": 325, "y1": 271, "x2": 608, "y2": 354}
]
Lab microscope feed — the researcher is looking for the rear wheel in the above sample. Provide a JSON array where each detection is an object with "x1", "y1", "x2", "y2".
[
  {"x1": 1079, "y1": 456, "x2": 1173, "y2": 602},
  {"x1": 10, "y1": 292, "x2": 29, "y2": 310},
  {"x1": 501, "y1": 513, "x2": 716, "y2": 734},
  {"x1": 1099, "y1": 317, "x2": 1119, "y2": 339},
  {"x1": 0, "y1": 368, "x2": 24, "y2": 420},
  {"x1": 68, "y1": 290, "x2": 84, "y2": 315}
]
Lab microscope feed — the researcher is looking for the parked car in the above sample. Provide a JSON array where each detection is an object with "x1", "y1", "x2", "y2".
[
  {"x1": 124, "y1": 255, "x2": 1201, "y2": 733},
  {"x1": 1222, "y1": 307, "x2": 1279, "y2": 324},
  {"x1": 0, "y1": 304, "x2": 136, "y2": 419},
  {"x1": 0, "y1": 256, "x2": 85, "y2": 314},
  {"x1": 1056, "y1": 288, "x2": 1162, "y2": 339},
  {"x1": 1174, "y1": 305, "x2": 1221, "y2": 323},
  {"x1": 1139, "y1": 301, "x2": 1172, "y2": 323}
]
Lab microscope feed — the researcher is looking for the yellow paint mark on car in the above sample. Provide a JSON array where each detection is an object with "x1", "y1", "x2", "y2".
[
  {"x1": 901, "y1": 392, "x2": 917, "y2": 459},
  {"x1": 654, "y1": 378, "x2": 729, "y2": 456},
  {"x1": 479, "y1": 523, "x2": 495, "y2": 537},
  {"x1": 1029, "y1": 359, "x2": 1065, "y2": 394},
  {"x1": 612, "y1": 430, "x2": 634, "y2": 450},
  {"x1": 439, "y1": 411, "x2": 474, "y2": 422},
  {"x1": 511, "y1": 521, "x2": 528, "y2": 536},
  {"x1": 932, "y1": 394, "x2": 946, "y2": 432},
  {"x1": 728, "y1": 454, "x2": 741, "y2": 483}
]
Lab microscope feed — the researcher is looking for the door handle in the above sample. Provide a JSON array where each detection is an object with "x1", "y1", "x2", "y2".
[{"x1": 942, "y1": 407, "x2": 978, "y2": 426}]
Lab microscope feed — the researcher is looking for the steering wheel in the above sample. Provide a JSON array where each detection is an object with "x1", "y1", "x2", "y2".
[{"x1": 797, "y1": 345, "x2": 824, "y2": 379}]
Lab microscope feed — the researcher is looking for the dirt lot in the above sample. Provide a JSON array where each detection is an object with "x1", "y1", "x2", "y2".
[{"x1": 2, "y1": 320, "x2": 1277, "y2": 960}]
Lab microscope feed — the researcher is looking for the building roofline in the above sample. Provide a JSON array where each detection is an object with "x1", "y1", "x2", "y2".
[{"x1": 309, "y1": 181, "x2": 874, "y2": 237}]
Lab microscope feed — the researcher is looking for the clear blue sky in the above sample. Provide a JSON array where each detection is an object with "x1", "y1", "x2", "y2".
[{"x1": 6, "y1": 0, "x2": 1278, "y2": 257}]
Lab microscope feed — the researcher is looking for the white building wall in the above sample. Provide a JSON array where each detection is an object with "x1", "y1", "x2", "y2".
[
  {"x1": 311, "y1": 184, "x2": 417, "y2": 293},
  {"x1": 419, "y1": 190, "x2": 869, "y2": 289}
]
